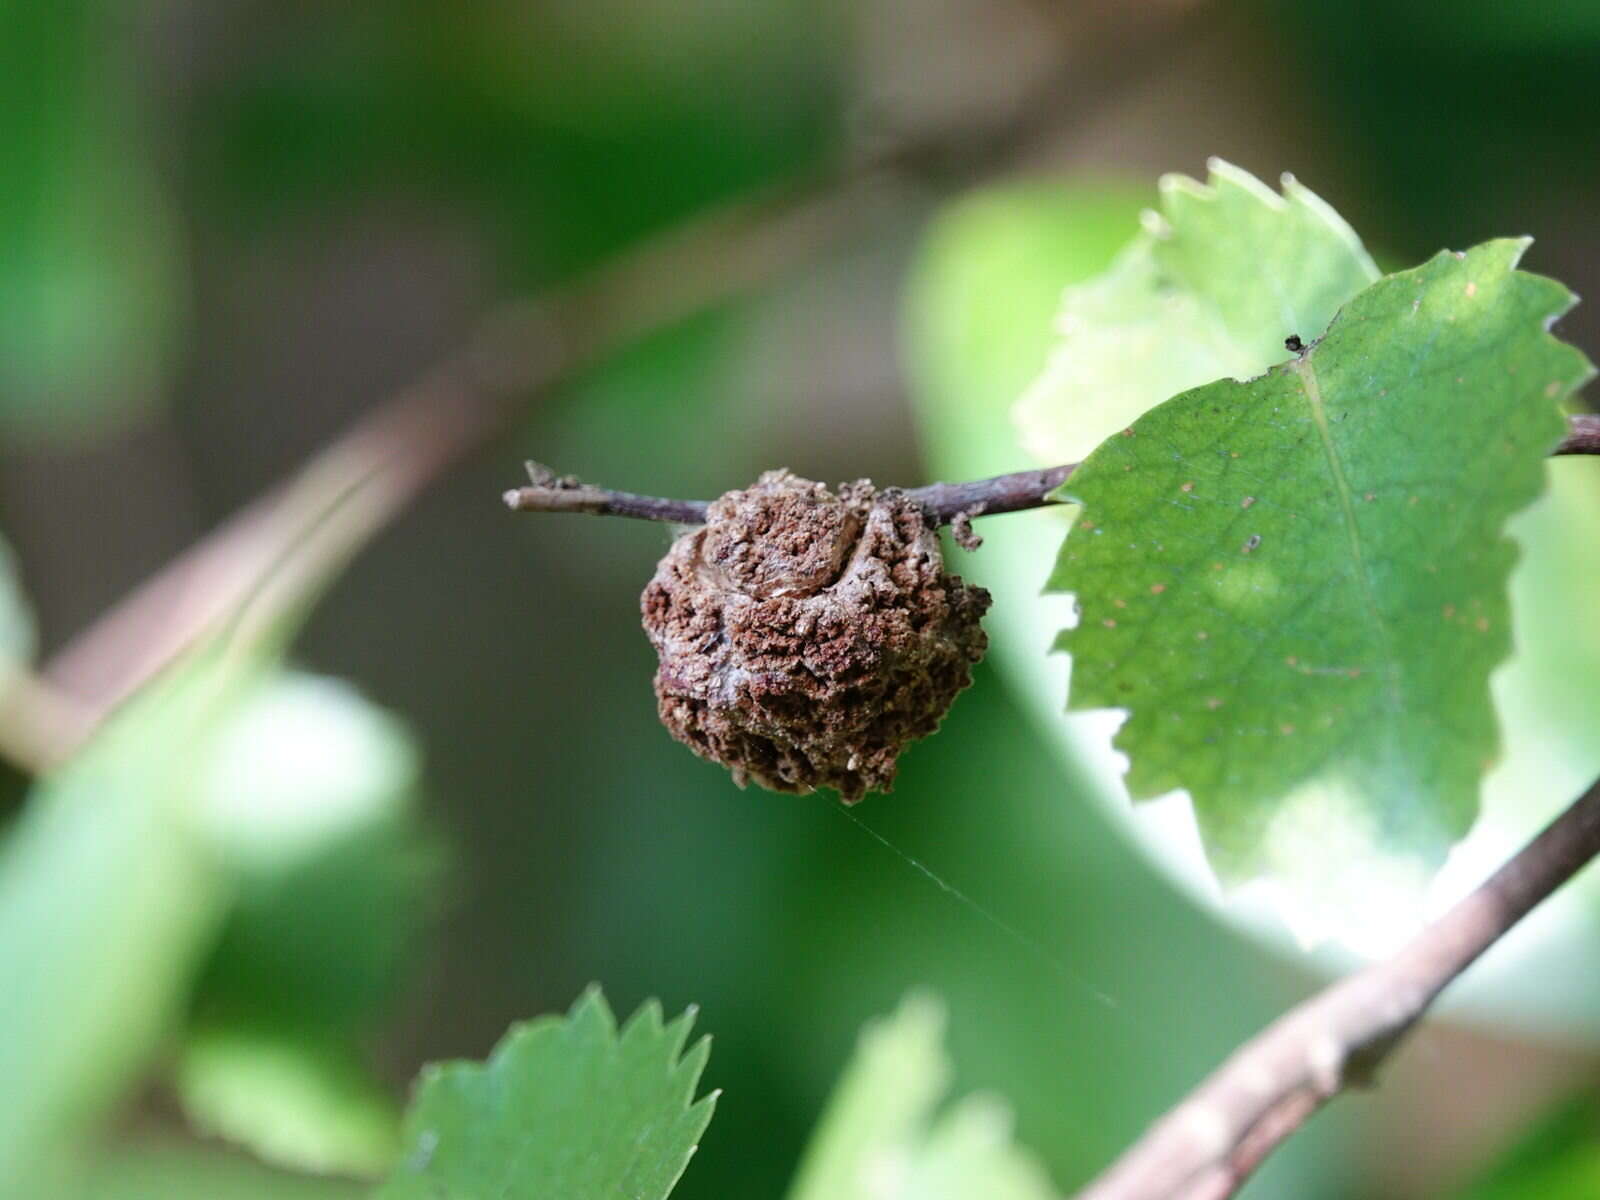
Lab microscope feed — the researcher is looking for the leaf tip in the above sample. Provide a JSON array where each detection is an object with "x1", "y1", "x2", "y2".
[
  {"x1": 1156, "y1": 169, "x2": 1208, "y2": 203},
  {"x1": 628, "y1": 995, "x2": 667, "y2": 1033},
  {"x1": 679, "y1": 1031, "x2": 712, "y2": 1076},
  {"x1": 569, "y1": 984, "x2": 619, "y2": 1040},
  {"x1": 659, "y1": 1005, "x2": 703, "y2": 1064},
  {"x1": 1207, "y1": 158, "x2": 1285, "y2": 207}
]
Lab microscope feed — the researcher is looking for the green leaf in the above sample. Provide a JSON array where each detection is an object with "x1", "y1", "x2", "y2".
[
  {"x1": 0, "y1": 1, "x2": 181, "y2": 440},
  {"x1": 0, "y1": 656, "x2": 429, "y2": 1190},
  {"x1": 918, "y1": 166, "x2": 1600, "y2": 965},
  {"x1": 787, "y1": 995, "x2": 1057, "y2": 1200},
  {"x1": 0, "y1": 652, "x2": 264, "y2": 1193},
  {"x1": 190, "y1": 672, "x2": 437, "y2": 1034},
  {"x1": 1016, "y1": 159, "x2": 1379, "y2": 466},
  {"x1": 180, "y1": 671, "x2": 439, "y2": 1177},
  {"x1": 0, "y1": 435, "x2": 435, "y2": 1189},
  {"x1": 1051, "y1": 238, "x2": 1593, "y2": 878},
  {"x1": 175, "y1": 1031, "x2": 400, "y2": 1181},
  {"x1": 377, "y1": 988, "x2": 716, "y2": 1200}
]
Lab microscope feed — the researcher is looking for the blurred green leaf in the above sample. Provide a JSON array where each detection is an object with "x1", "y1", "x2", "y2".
[
  {"x1": 1452, "y1": 1095, "x2": 1600, "y2": 1199},
  {"x1": 0, "y1": 648, "x2": 434, "y2": 1191},
  {"x1": 0, "y1": 0, "x2": 181, "y2": 440},
  {"x1": 787, "y1": 994, "x2": 1057, "y2": 1200},
  {"x1": 175, "y1": 1030, "x2": 400, "y2": 1181},
  {"x1": 191, "y1": 672, "x2": 437, "y2": 1033},
  {"x1": 180, "y1": 671, "x2": 440, "y2": 1177},
  {"x1": 906, "y1": 180, "x2": 1148, "y2": 471},
  {"x1": 378, "y1": 988, "x2": 715, "y2": 1200},
  {"x1": 0, "y1": 651, "x2": 263, "y2": 1193},
  {"x1": 1015, "y1": 160, "x2": 1378, "y2": 467},
  {"x1": 76, "y1": 1138, "x2": 365, "y2": 1200},
  {"x1": 1053, "y1": 239, "x2": 1590, "y2": 878}
]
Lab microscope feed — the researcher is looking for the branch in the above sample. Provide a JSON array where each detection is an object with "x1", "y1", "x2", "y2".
[
  {"x1": 501, "y1": 462, "x2": 1076, "y2": 529},
  {"x1": 503, "y1": 463, "x2": 712, "y2": 524},
  {"x1": 906, "y1": 464, "x2": 1076, "y2": 522},
  {"x1": 1558, "y1": 410, "x2": 1600, "y2": 455},
  {"x1": 1074, "y1": 773, "x2": 1600, "y2": 1200},
  {"x1": 503, "y1": 413, "x2": 1600, "y2": 532}
]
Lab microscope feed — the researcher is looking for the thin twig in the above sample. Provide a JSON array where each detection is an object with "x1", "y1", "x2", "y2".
[
  {"x1": 501, "y1": 462, "x2": 1077, "y2": 526},
  {"x1": 1074, "y1": 773, "x2": 1600, "y2": 1200},
  {"x1": 504, "y1": 463, "x2": 711, "y2": 524},
  {"x1": 1557, "y1": 411, "x2": 1600, "y2": 455},
  {"x1": 908, "y1": 464, "x2": 1077, "y2": 521},
  {"x1": 503, "y1": 413, "x2": 1600, "y2": 530}
]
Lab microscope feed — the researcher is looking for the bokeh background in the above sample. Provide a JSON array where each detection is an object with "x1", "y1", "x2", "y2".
[{"x1": 4, "y1": 1, "x2": 1600, "y2": 1197}]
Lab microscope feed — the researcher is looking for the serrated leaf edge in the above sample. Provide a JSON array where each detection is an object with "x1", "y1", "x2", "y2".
[
  {"x1": 392, "y1": 986, "x2": 717, "y2": 1199},
  {"x1": 1053, "y1": 238, "x2": 1593, "y2": 824}
]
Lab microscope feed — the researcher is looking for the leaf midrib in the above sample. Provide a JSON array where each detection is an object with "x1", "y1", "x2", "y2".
[{"x1": 1290, "y1": 353, "x2": 1405, "y2": 725}]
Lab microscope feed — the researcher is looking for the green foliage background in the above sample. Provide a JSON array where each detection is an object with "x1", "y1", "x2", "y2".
[{"x1": 2, "y1": 1, "x2": 1600, "y2": 1197}]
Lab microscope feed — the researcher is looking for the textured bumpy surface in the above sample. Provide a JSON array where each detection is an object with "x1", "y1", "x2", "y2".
[{"x1": 642, "y1": 471, "x2": 990, "y2": 802}]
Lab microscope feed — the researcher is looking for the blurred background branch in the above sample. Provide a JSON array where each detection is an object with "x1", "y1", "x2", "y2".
[{"x1": 35, "y1": 0, "x2": 1219, "y2": 740}]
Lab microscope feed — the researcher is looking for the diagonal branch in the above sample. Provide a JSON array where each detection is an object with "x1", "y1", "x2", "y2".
[
  {"x1": 1073, "y1": 772, "x2": 1600, "y2": 1200},
  {"x1": 0, "y1": 670, "x2": 96, "y2": 774}
]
